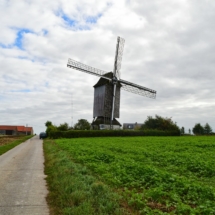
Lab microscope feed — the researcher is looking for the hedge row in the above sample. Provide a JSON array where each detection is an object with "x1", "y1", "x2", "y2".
[{"x1": 48, "y1": 129, "x2": 180, "y2": 139}]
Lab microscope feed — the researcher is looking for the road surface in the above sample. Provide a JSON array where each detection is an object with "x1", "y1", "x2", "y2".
[{"x1": 0, "y1": 136, "x2": 49, "y2": 215}]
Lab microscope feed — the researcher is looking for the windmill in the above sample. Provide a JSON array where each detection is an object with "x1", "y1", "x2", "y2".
[{"x1": 67, "y1": 37, "x2": 156, "y2": 129}]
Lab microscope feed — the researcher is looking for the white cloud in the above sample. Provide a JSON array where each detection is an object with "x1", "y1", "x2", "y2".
[{"x1": 0, "y1": 0, "x2": 215, "y2": 134}]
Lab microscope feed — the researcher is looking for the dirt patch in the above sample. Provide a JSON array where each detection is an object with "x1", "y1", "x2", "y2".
[
  {"x1": 0, "y1": 136, "x2": 24, "y2": 146},
  {"x1": 147, "y1": 201, "x2": 176, "y2": 213}
]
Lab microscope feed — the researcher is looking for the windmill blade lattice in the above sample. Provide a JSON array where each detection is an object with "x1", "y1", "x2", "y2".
[
  {"x1": 67, "y1": 58, "x2": 110, "y2": 79},
  {"x1": 113, "y1": 37, "x2": 125, "y2": 79},
  {"x1": 119, "y1": 79, "x2": 156, "y2": 99}
]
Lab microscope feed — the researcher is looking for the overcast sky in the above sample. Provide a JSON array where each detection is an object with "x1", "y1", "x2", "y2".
[{"x1": 1, "y1": 0, "x2": 215, "y2": 134}]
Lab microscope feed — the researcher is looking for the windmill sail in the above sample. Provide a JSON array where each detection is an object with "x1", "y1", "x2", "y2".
[
  {"x1": 111, "y1": 37, "x2": 125, "y2": 128},
  {"x1": 67, "y1": 58, "x2": 111, "y2": 81},
  {"x1": 119, "y1": 79, "x2": 156, "y2": 99},
  {"x1": 113, "y1": 37, "x2": 125, "y2": 79}
]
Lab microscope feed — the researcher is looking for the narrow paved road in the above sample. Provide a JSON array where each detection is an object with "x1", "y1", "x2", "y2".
[{"x1": 0, "y1": 136, "x2": 49, "y2": 215}]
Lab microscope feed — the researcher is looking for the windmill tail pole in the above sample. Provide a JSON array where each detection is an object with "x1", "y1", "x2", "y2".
[{"x1": 110, "y1": 83, "x2": 117, "y2": 130}]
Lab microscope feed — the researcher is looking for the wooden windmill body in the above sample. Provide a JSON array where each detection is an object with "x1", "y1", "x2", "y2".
[
  {"x1": 92, "y1": 72, "x2": 121, "y2": 129},
  {"x1": 67, "y1": 37, "x2": 157, "y2": 130}
]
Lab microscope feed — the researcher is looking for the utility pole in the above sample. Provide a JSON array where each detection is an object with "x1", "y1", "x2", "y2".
[
  {"x1": 71, "y1": 93, "x2": 73, "y2": 129},
  {"x1": 26, "y1": 124, "x2": 28, "y2": 135}
]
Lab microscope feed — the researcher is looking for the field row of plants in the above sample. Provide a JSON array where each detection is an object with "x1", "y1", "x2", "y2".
[
  {"x1": 45, "y1": 136, "x2": 215, "y2": 214},
  {"x1": 43, "y1": 139, "x2": 129, "y2": 215}
]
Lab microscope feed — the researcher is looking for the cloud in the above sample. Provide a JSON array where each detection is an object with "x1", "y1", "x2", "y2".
[{"x1": 0, "y1": 0, "x2": 215, "y2": 134}]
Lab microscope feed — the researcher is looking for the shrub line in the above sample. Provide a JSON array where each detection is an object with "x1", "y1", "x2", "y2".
[{"x1": 49, "y1": 129, "x2": 180, "y2": 139}]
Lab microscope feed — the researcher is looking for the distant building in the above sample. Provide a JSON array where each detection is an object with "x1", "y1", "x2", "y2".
[
  {"x1": 0, "y1": 125, "x2": 34, "y2": 135},
  {"x1": 123, "y1": 122, "x2": 143, "y2": 130}
]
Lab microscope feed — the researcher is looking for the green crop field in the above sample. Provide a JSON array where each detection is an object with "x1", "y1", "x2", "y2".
[{"x1": 44, "y1": 136, "x2": 215, "y2": 214}]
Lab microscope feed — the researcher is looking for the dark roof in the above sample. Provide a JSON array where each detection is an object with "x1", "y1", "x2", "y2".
[{"x1": 93, "y1": 72, "x2": 121, "y2": 88}]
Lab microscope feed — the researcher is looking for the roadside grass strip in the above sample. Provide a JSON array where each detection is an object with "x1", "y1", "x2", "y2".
[
  {"x1": 43, "y1": 139, "x2": 130, "y2": 215},
  {"x1": 0, "y1": 135, "x2": 33, "y2": 155},
  {"x1": 51, "y1": 136, "x2": 215, "y2": 215}
]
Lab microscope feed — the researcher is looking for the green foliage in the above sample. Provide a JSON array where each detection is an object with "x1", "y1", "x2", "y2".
[
  {"x1": 43, "y1": 139, "x2": 128, "y2": 215},
  {"x1": 45, "y1": 121, "x2": 53, "y2": 127},
  {"x1": 192, "y1": 122, "x2": 213, "y2": 135},
  {"x1": 180, "y1": 126, "x2": 185, "y2": 135},
  {"x1": 45, "y1": 121, "x2": 56, "y2": 136},
  {"x1": 46, "y1": 125, "x2": 57, "y2": 136},
  {"x1": 53, "y1": 136, "x2": 215, "y2": 214},
  {"x1": 141, "y1": 115, "x2": 180, "y2": 132},
  {"x1": 204, "y1": 123, "x2": 213, "y2": 134},
  {"x1": 58, "y1": 122, "x2": 69, "y2": 131},
  {"x1": 74, "y1": 119, "x2": 91, "y2": 130},
  {"x1": 45, "y1": 121, "x2": 71, "y2": 136},
  {"x1": 49, "y1": 129, "x2": 180, "y2": 139},
  {"x1": 192, "y1": 123, "x2": 204, "y2": 135}
]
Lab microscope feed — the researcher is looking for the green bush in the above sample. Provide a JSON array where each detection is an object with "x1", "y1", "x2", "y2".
[
  {"x1": 46, "y1": 125, "x2": 57, "y2": 136},
  {"x1": 140, "y1": 115, "x2": 180, "y2": 132},
  {"x1": 48, "y1": 129, "x2": 180, "y2": 139}
]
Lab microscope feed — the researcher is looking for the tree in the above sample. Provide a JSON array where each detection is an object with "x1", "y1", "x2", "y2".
[
  {"x1": 46, "y1": 125, "x2": 57, "y2": 136},
  {"x1": 58, "y1": 123, "x2": 69, "y2": 131},
  {"x1": 192, "y1": 123, "x2": 204, "y2": 135},
  {"x1": 45, "y1": 121, "x2": 57, "y2": 136},
  {"x1": 74, "y1": 119, "x2": 91, "y2": 130},
  {"x1": 45, "y1": 121, "x2": 52, "y2": 127},
  {"x1": 180, "y1": 127, "x2": 185, "y2": 135},
  {"x1": 140, "y1": 115, "x2": 180, "y2": 132},
  {"x1": 204, "y1": 123, "x2": 212, "y2": 135},
  {"x1": 188, "y1": 129, "x2": 191, "y2": 134}
]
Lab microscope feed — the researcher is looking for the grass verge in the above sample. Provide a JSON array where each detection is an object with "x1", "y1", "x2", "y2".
[
  {"x1": 43, "y1": 139, "x2": 131, "y2": 215},
  {"x1": 0, "y1": 135, "x2": 33, "y2": 155}
]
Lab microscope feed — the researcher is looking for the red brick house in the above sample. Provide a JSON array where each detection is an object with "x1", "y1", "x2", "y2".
[{"x1": 0, "y1": 125, "x2": 34, "y2": 135}]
